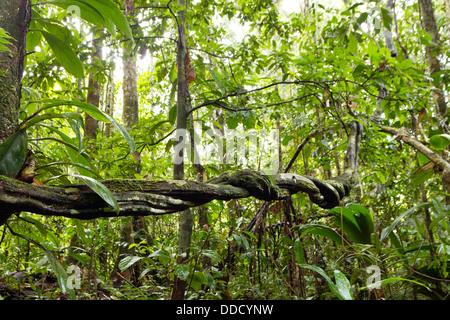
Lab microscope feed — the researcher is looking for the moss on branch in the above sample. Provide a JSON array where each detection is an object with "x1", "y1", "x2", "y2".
[{"x1": 0, "y1": 169, "x2": 352, "y2": 224}]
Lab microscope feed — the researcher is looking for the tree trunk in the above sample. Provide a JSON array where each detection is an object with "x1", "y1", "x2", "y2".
[
  {"x1": 85, "y1": 36, "x2": 102, "y2": 143},
  {"x1": 0, "y1": 0, "x2": 31, "y2": 143},
  {"x1": 122, "y1": 45, "x2": 139, "y2": 131},
  {"x1": 171, "y1": 0, "x2": 193, "y2": 300},
  {"x1": 0, "y1": 0, "x2": 31, "y2": 226},
  {"x1": 104, "y1": 70, "x2": 115, "y2": 137},
  {"x1": 418, "y1": 0, "x2": 448, "y2": 129}
]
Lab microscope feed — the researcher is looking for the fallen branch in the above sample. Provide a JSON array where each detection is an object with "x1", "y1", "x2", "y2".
[{"x1": 0, "y1": 169, "x2": 352, "y2": 224}]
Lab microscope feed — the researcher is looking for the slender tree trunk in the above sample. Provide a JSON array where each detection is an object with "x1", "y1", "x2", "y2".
[
  {"x1": 419, "y1": 0, "x2": 450, "y2": 203},
  {"x1": 0, "y1": 0, "x2": 31, "y2": 226},
  {"x1": 171, "y1": 0, "x2": 193, "y2": 300},
  {"x1": 384, "y1": 0, "x2": 397, "y2": 57},
  {"x1": 0, "y1": 0, "x2": 31, "y2": 143},
  {"x1": 418, "y1": 0, "x2": 448, "y2": 129},
  {"x1": 122, "y1": 45, "x2": 139, "y2": 131},
  {"x1": 104, "y1": 70, "x2": 115, "y2": 138},
  {"x1": 85, "y1": 36, "x2": 102, "y2": 143}
]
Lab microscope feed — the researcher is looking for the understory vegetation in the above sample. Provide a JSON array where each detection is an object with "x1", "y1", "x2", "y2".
[{"x1": 0, "y1": 0, "x2": 449, "y2": 300}]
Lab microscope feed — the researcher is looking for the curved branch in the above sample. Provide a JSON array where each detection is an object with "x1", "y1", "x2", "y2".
[
  {"x1": 376, "y1": 124, "x2": 450, "y2": 185},
  {"x1": 0, "y1": 169, "x2": 352, "y2": 224}
]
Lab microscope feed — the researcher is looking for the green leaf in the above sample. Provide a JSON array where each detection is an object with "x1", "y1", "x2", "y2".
[
  {"x1": 294, "y1": 239, "x2": 306, "y2": 264},
  {"x1": 411, "y1": 168, "x2": 434, "y2": 185},
  {"x1": 334, "y1": 270, "x2": 353, "y2": 300},
  {"x1": 70, "y1": 101, "x2": 136, "y2": 152},
  {"x1": 79, "y1": 0, "x2": 133, "y2": 39},
  {"x1": 350, "y1": 204, "x2": 374, "y2": 240},
  {"x1": 46, "y1": 0, "x2": 106, "y2": 28},
  {"x1": 418, "y1": 152, "x2": 430, "y2": 166},
  {"x1": 36, "y1": 17, "x2": 78, "y2": 46},
  {"x1": 25, "y1": 216, "x2": 49, "y2": 238},
  {"x1": 71, "y1": 174, "x2": 119, "y2": 212},
  {"x1": 27, "y1": 100, "x2": 136, "y2": 152},
  {"x1": 0, "y1": 129, "x2": 28, "y2": 178},
  {"x1": 37, "y1": 161, "x2": 100, "y2": 178},
  {"x1": 201, "y1": 250, "x2": 222, "y2": 263},
  {"x1": 380, "y1": 7, "x2": 393, "y2": 30},
  {"x1": 330, "y1": 205, "x2": 373, "y2": 244},
  {"x1": 119, "y1": 255, "x2": 143, "y2": 271},
  {"x1": 42, "y1": 247, "x2": 75, "y2": 299},
  {"x1": 40, "y1": 30, "x2": 84, "y2": 78},
  {"x1": 149, "y1": 249, "x2": 171, "y2": 265},
  {"x1": 399, "y1": 59, "x2": 412, "y2": 70},
  {"x1": 298, "y1": 264, "x2": 352, "y2": 300},
  {"x1": 430, "y1": 134, "x2": 450, "y2": 150},
  {"x1": 294, "y1": 224, "x2": 344, "y2": 245},
  {"x1": 356, "y1": 12, "x2": 368, "y2": 25},
  {"x1": 26, "y1": 22, "x2": 42, "y2": 52},
  {"x1": 346, "y1": 33, "x2": 357, "y2": 54},
  {"x1": 187, "y1": 271, "x2": 207, "y2": 291},
  {"x1": 174, "y1": 264, "x2": 190, "y2": 280},
  {"x1": 207, "y1": 66, "x2": 224, "y2": 93},
  {"x1": 227, "y1": 115, "x2": 240, "y2": 130}
]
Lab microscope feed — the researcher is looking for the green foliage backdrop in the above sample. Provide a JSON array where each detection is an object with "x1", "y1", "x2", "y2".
[{"x1": 0, "y1": 0, "x2": 448, "y2": 300}]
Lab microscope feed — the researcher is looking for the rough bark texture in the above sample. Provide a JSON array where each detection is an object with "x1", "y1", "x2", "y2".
[
  {"x1": 104, "y1": 70, "x2": 115, "y2": 137},
  {"x1": 0, "y1": 0, "x2": 31, "y2": 143},
  {"x1": 0, "y1": 170, "x2": 352, "y2": 224},
  {"x1": 122, "y1": 45, "x2": 139, "y2": 131},
  {"x1": 171, "y1": 0, "x2": 191, "y2": 300},
  {"x1": 418, "y1": 0, "x2": 447, "y2": 125},
  {"x1": 384, "y1": 0, "x2": 397, "y2": 58},
  {"x1": 85, "y1": 37, "x2": 102, "y2": 142},
  {"x1": 377, "y1": 124, "x2": 450, "y2": 201}
]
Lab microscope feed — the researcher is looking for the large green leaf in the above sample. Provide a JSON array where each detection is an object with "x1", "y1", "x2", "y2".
[
  {"x1": 350, "y1": 204, "x2": 374, "y2": 240},
  {"x1": 174, "y1": 264, "x2": 190, "y2": 281},
  {"x1": 294, "y1": 239, "x2": 306, "y2": 264},
  {"x1": 0, "y1": 129, "x2": 28, "y2": 178},
  {"x1": 78, "y1": 0, "x2": 133, "y2": 39},
  {"x1": 293, "y1": 224, "x2": 344, "y2": 245},
  {"x1": 45, "y1": 0, "x2": 106, "y2": 30},
  {"x1": 330, "y1": 204, "x2": 374, "y2": 244},
  {"x1": 71, "y1": 174, "x2": 119, "y2": 212},
  {"x1": 25, "y1": 100, "x2": 136, "y2": 152},
  {"x1": 430, "y1": 134, "x2": 450, "y2": 150},
  {"x1": 40, "y1": 30, "x2": 84, "y2": 78},
  {"x1": 334, "y1": 270, "x2": 353, "y2": 300},
  {"x1": 298, "y1": 264, "x2": 353, "y2": 300},
  {"x1": 119, "y1": 255, "x2": 143, "y2": 271}
]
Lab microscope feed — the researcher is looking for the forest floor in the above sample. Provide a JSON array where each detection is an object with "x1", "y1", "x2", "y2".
[{"x1": 0, "y1": 271, "x2": 137, "y2": 300}]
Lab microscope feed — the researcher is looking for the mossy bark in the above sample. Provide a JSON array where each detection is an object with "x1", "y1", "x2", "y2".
[
  {"x1": 0, "y1": 170, "x2": 352, "y2": 225},
  {"x1": 0, "y1": 0, "x2": 31, "y2": 143},
  {"x1": 122, "y1": 45, "x2": 139, "y2": 131}
]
